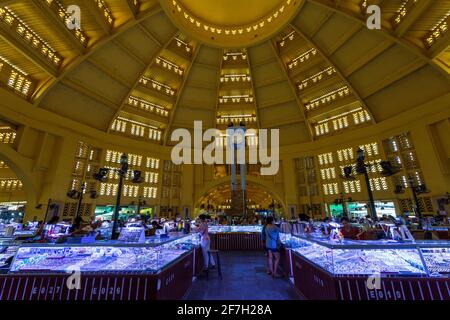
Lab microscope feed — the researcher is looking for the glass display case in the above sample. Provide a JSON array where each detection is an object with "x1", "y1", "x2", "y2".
[
  {"x1": 0, "y1": 239, "x2": 21, "y2": 273},
  {"x1": 289, "y1": 235, "x2": 450, "y2": 277},
  {"x1": 9, "y1": 243, "x2": 191, "y2": 274},
  {"x1": 209, "y1": 225, "x2": 263, "y2": 233},
  {"x1": 5, "y1": 232, "x2": 202, "y2": 275},
  {"x1": 416, "y1": 241, "x2": 450, "y2": 276}
]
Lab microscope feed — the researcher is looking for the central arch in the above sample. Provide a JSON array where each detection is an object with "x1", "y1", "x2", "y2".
[
  {"x1": 195, "y1": 175, "x2": 287, "y2": 214},
  {"x1": 0, "y1": 144, "x2": 41, "y2": 218}
]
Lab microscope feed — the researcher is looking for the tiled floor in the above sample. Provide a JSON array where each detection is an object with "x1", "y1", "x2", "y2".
[{"x1": 184, "y1": 251, "x2": 304, "y2": 300}]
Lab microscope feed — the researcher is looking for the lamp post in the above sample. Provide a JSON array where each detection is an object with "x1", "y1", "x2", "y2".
[
  {"x1": 408, "y1": 175, "x2": 423, "y2": 230},
  {"x1": 75, "y1": 182, "x2": 86, "y2": 219},
  {"x1": 356, "y1": 148, "x2": 378, "y2": 221},
  {"x1": 111, "y1": 154, "x2": 128, "y2": 239},
  {"x1": 94, "y1": 154, "x2": 142, "y2": 239},
  {"x1": 136, "y1": 196, "x2": 146, "y2": 217}
]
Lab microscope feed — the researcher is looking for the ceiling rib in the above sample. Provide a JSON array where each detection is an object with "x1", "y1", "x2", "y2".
[
  {"x1": 306, "y1": 0, "x2": 442, "y2": 70},
  {"x1": 213, "y1": 49, "x2": 225, "y2": 130},
  {"x1": 289, "y1": 23, "x2": 376, "y2": 124},
  {"x1": 0, "y1": 24, "x2": 59, "y2": 77},
  {"x1": 429, "y1": 31, "x2": 450, "y2": 60},
  {"x1": 88, "y1": 60, "x2": 134, "y2": 88},
  {"x1": 246, "y1": 51, "x2": 261, "y2": 129},
  {"x1": 33, "y1": 4, "x2": 163, "y2": 106},
  {"x1": 342, "y1": 41, "x2": 393, "y2": 77},
  {"x1": 0, "y1": 0, "x2": 22, "y2": 6},
  {"x1": 394, "y1": 0, "x2": 433, "y2": 38},
  {"x1": 81, "y1": 0, "x2": 113, "y2": 35},
  {"x1": 112, "y1": 39, "x2": 147, "y2": 66},
  {"x1": 107, "y1": 31, "x2": 178, "y2": 133},
  {"x1": 269, "y1": 40, "x2": 313, "y2": 141},
  {"x1": 163, "y1": 44, "x2": 202, "y2": 145},
  {"x1": 327, "y1": 24, "x2": 362, "y2": 56},
  {"x1": 61, "y1": 78, "x2": 119, "y2": 110},
  {"x1": 137, "y1": 24, "x2": 162, "y2": 47},
  {"x1": 29, "y1": 0, "x2": 85, "y2": 54}
]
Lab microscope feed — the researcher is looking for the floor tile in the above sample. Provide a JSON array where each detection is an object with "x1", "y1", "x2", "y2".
[{"x1": 184, "y1": 251, "x2": 302, "y2": 301}]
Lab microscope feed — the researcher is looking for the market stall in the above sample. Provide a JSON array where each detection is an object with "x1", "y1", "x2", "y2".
[
  {"x1": 282, "y1": 235, "x2": 450, "y2": 300},
  {"x1": 0, "y1": 233, "x2": 202, "y2": 301},
  {"x1": 209, "y1": 225, "x2": 263, "y2": 250}
]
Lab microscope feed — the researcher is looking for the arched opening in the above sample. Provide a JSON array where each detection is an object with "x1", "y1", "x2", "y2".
[
  {"x1": 0, "y1": 144, "x2": 39, "y2": 223},
  {"x1": 195, "y1": 178, "x2": 286, "y2": 219}
]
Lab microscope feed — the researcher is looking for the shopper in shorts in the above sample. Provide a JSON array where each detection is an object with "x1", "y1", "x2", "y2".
[{"x1": 264, "y1": 216, "x2": 282, "y2": 277}]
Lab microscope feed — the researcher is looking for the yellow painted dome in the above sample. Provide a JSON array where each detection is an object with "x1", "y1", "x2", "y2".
[{"x1": 161, "y1": 0, "x2": 302, "y2": 47}]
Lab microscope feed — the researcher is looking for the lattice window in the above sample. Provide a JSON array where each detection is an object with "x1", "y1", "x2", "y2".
[
  {"x1": 314, "y1": 123, "x2": 329, "y2": 136},
  {"x1": 359, "y1": 142, "x2": 379, "y2": 157},
  {"x1": 352, "y1": 110, "x2": 371, "y2": 125},
  {"x1": 99, "y1": 183, "x2": 118, "y2": 196},
  {"x1": 322, "y1": 183, "x2": 339, "y2": 195},
  {"x1": 343, "y1": 180, "x2": 361, "y2": 193},
  {"x1": 318, "y1": 152, "x2": 333, "y2": 166},
  {"x1": 111, "y1": 119, "x2": 127, "y2": 133},
  {"x1": 332, "y1": 116, "x2": 349, "y2": 131},
  {"x1": 369, "y1": 177, "x2": 388, "y2": 191},
  {"x1": 337, "y1": 148, "x2": 353, "y2": 162},
  {"x1": 320, "y1": 167, "x2": 336, "y2": 180}
]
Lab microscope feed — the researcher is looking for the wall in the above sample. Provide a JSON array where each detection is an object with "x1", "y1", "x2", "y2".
[{"x1": 0, "y1": 87, "x2": 449, "y2": 221}]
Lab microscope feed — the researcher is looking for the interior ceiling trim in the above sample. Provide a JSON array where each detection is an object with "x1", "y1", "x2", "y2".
[
  {"x1": 107, "y1": 32, "x2": 178, "y2": 135},
  {"x1": 159, "y1": 0, "x2": 306, "y2": 49},
  {"x1": 163, "y1": 43, "x2": 202, "y2": 145},
  {"x1": 289, "y1": 23, "x2": 376, "y2": 126},
  {"x1": 306, "y1": 0, "x2": 449, "y2": 79},
  {"x1": 269, "y1": 38, "x2": 313, "y2": 141},
  {"x1": 33, "y1": 5, "x2": 163, "y2": 106}
]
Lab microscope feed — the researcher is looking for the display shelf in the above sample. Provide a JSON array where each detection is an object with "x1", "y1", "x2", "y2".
[
  {"x1": 9, "y1": 245, "x2": 190, "y2": 274},
  {"x1": 0, "y1": 232, "x2": 202, "y2": 301},
  {"x1": 208, "y1": 225, "x2": 263, "y2": 234},
  {"x1": 282, "y1": 235, "x2": 450, "y2": 300},
  {"x1": 0, "y1": 252, "x2": 194, "y2": 301}
]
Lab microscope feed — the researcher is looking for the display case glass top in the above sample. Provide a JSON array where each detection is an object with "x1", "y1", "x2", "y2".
[
  {"x1": 9, "y1": 244, "x2": 190, "y2": 274},
  {"x1": 209, "y1": 225, "x2": 263, "y2": 233},
  {"x1": 284, "y1": 234, "x2": 450, "y2": 277}
]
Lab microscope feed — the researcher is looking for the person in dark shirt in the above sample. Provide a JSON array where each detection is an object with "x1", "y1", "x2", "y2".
[{"x1": 340, "y1": 217, "x2": 360, "y2": 240}]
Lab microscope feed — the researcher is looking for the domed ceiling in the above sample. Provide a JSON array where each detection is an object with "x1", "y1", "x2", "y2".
[{"x1": 0, "y1": 0, "x2": 449, "y2": 147}]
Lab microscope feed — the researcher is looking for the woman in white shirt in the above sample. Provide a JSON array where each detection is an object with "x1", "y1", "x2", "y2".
[{"x1": 198, "y1": 214, "x2": 215, "y2": 271}]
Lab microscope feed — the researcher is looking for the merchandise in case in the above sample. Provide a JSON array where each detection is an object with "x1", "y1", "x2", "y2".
[
  {"x1": 43, "y1": 223, "x2": 71, "y2": 241},
  {"x1": 292, "y1": 237, "x2": 427, "y2": 276},
  {"x1": 0, "y1": 239, "x2": 20, "y2": 272},
  {"x1": 9, "y1": 244, "x2": 189, "y2": 274},
  {"x1": 208, "y1": 225, "x2": 263, "y2": 234},
  {"x1": 0, "y1": 240, "x2": 197, "y2": 301},
  {"x1": 416, "y1": 241, "x2": 450, "y2": 276},
  {"x1": 8, "y1": 232, "x2": 203, "y2": 275},
  {"x1": 118, "y1": 227, "x2": 145, "y2": 243},
  {"x1": 287, "y1": 235, "x2": 450, "y2": 300},
  {"x1": 144, "y1": 232, "x2": 191, "y2": 246}
]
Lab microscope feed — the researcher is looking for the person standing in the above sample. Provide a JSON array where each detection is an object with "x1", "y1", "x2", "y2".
[
  {"x1": 198, "y1": 214, "x2": 215, "y2": 271},
  {"x1": 261, "y1": 218, "x2": 271, "y2": 275},
  {"x1": 264, "y1": 216, "x2": 282, "y2": 277}
]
